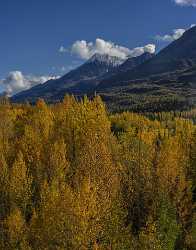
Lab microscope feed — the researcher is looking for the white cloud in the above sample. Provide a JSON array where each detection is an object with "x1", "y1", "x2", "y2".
[
  {"x1": 61, "y1": 38, "x2": 156, "y2": 60},
  {"x1": 0, "y1": 71, "x2": 59, "y2": 96},
  {"x1": 174, "y1": 0, "x2": 196, "y2": 6},
  {"x1": 155, "y1": 28, "x2": 186, "y2": 42},
  {"x1": 155, "y1": 24, "x2": 196, "y2": 42}
]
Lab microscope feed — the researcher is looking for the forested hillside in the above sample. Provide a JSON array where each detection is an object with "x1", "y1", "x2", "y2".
[{"x1": 0, "y1": 96, "x2": 195, "y2": 250}]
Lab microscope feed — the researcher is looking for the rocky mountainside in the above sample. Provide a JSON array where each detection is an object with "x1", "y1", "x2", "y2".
[{"x1": 98, "y1": 26, "x2": 196, "y2": 90}]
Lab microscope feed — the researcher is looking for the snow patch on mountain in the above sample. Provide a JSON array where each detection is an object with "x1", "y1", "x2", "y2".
[{"x1": 88, "y1": 53, "x2": 125, "y2": 67}]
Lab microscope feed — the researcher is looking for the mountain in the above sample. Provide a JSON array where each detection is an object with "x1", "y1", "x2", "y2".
[
  {"x1": 98, "y1": 26, "x2": 196, "y2": 90},
  {"x1": 12, "y1": 53, "x2": 125, "y2": 103},
  {"x1": 96, "y1": 26, "x2": 196, "y2": 112},
  {"x1": 12, "y1": 26, "x2": 196, "y2": 112},
  {"x1": 88, "y1": 53, "x2": 125, "y2": 67},
  {"x1": 118, "y1": 52, "x2": 154, "y2": 73},
  {"x1": 12, "y1": 52, "x2": 154, "y2": 103}
]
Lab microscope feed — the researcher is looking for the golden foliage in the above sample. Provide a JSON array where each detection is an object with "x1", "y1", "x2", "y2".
[{"x1": 0, "y1": 96, "x2": 195, "y2": 249}]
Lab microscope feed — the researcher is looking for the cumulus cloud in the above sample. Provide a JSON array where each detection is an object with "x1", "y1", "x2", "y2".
[
  {"x1": 174, "y1": 0, "x2": 196, "y2": 6},
  {"x1": 0, "y1": 71, "x2": 59, "y2": 96},
  {"x1": 155, "y1": 29, "x2": 186, "y2": 42},
  {"x1": 60, "y1": 38, "x2": 156, "y2": 60},
  {"x1": 155, "y1": 24, "x2": 196, "y2": 42}
]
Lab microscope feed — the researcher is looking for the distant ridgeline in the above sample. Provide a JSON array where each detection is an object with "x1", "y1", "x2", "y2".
[
  {"x1": 12, "y1": 26, "x2": 196, "y2": 112},
  {"x1": 0, "y1": 96, "x2": 195, "y2": 249}
]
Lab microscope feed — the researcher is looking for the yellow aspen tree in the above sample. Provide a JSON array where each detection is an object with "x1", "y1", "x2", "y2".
[
  {"x1": 47, "y1": 139, "x2": 69, "y2": 185},
  {"x1": 30, "y1": 181, "x2": 79, "y2": 250},
  {"x1": 0, "y1": 152, "x2": 10, "y2": 249},
  {"x1": 174, "y1": 178, "x2": 193, "y2": 250},
  {"x1": 0, "y1": 102, "x2": 15, "y2": 163},
  {"x1": 0, "y1": 152, "x2": 9, "y2": 219},
  {"x1": 71, "y1": 97, "x2": 120, "y2": 248},
  {"x1": 34, "y1": 98, "x2": 54, "y2": 140},
  {"x1": 6, "y1": 208, "x2": 31, "y2": 250},
  {"x1": 75, "y1": 177, "x2": 101, "y2": 249},
  {"x1": 52, "y1": 95, "x2": 77, "y2": 146},
  {"x1": 9, "y1": 151, "x2": 32, "y2": 218},
  {"x1": 18, "y1": 101, "x2": 54, "y2": 210}
]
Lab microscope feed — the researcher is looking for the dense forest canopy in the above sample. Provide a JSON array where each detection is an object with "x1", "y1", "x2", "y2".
[{"x1": 0, "y1": 96, "x2": 195, "y2": 249}]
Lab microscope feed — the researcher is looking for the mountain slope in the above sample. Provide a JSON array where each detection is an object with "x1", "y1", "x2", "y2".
[
  {"x1": 12, "y1": 53, "x2": 124, "y2": 102},
  {"x1": 118, "y1": 52, "x2": 154, "y2": 73},
  {"x1": 98, "y1": 26, "x2": 196, "y2": 90},
  {"x1": 96, "y1": 52, "x2": 154, "y2": 82},
  {"x1": 12, "y1": 52, "x2": 153, "y2": 103}
]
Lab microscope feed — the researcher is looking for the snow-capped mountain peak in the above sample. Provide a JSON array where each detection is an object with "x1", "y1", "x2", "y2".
[{"x1": 88, "y1": 53, "x2": 125, "y2": 67}]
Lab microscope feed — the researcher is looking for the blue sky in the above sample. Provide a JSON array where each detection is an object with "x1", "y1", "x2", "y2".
[{"x1": 0, "y1": 0, "x2": 196, "y2": 94}]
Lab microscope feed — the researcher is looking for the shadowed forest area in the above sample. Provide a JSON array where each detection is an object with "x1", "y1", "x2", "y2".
[{"x1": 0, "y1": 96, "x2": 195, "y2": 250}]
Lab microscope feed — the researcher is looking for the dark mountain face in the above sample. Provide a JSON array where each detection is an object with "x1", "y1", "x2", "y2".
[
  {"x1": 118, "y1": 52, "x2": 154, "y2": 72},
  {"x1": 98, "y1": 26, "x2": 196, "y2": 90},
  {"x1": 12, "y1": 53, "x2": 124, "y2": 103},
  {"x1": 12, "y1": 52, "x2": 154, "y2": 103}
]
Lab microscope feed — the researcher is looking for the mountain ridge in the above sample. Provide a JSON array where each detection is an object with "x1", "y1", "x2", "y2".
[
  {"x1": 12, "y1": 52, "x2": 153, "y2": 103},
  {"x1": 12, "y1": 26, "x2": 196, "y2": 112},
  {"x1": 98, "y1": 26, "x2": 196, "y2": 90}
]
